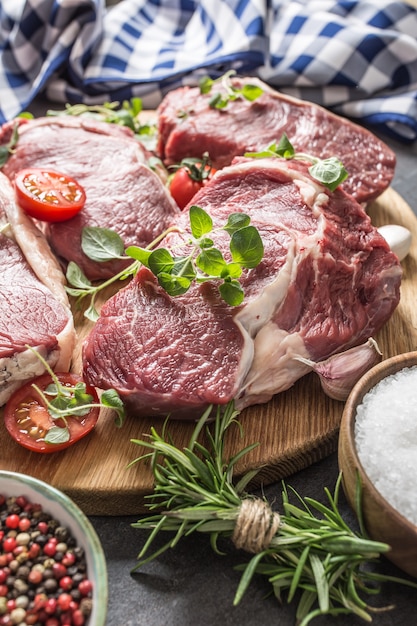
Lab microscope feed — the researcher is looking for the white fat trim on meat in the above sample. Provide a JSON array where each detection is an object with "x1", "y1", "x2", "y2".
[
  {"x1": 0, "y1": 172, "x2": 70, "y2": 310},
  {"x1": 220, "y1": 155, "x2": 327, "y2": 195},
  {"x1": 0, "y1": 345, "x2": 58, "y2": 406},
  {"x1": 236, "y1": 325, "x2": 311, "y2": 409},
  {"x1": 236, "y1": 240, "x2": 296, "y2": 337},
  {"x1": 0, "y1": 313, "x2": 75, "y2": 407}
]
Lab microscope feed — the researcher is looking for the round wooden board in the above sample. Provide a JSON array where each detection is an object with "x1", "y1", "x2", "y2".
[{"x1": 1, "y1": 187, "x2": 416, "y2": 515}]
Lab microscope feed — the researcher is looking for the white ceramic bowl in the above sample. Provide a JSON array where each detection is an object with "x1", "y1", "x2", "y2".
[{"x1": 0, "y1": 470, "x2": 108, "y2": 625}]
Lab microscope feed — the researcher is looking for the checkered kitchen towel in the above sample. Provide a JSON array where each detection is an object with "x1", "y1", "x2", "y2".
[{"x1": 1, "y1": 0, "x2": 416, "y2": 142}]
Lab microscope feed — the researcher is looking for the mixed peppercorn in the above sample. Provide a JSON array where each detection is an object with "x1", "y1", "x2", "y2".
[{"x1": 0, "y1": 493, "x2": 93, "y2": 625}]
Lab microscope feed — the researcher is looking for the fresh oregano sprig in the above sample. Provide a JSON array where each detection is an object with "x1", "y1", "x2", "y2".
[
  {"x1": 245, "y1": 133, "x2": 349, "y2": 192},
  {"x1": 199, "y1": 70, "x2": 263, "y2": 109},
  {"x1": 25, "y1": 347, "x2": 125, "y2": 444},
  {"x1": 129, "y1": 402, "x2": 417, "y2": 625},
  {"x1": 65, "y1": 206, "x2": 264, "y2": 320}
]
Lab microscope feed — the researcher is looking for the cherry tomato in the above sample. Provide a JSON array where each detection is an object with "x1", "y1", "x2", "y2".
[
  {"x1": 169, "y1": 156, "x2": 216, "y2": 210},
  {"x1": 14, "y1": 168, "x2": 86, "y2": 222},
  {"x1": 4, "y1": 373, "x2": 100, "y2": 453}
]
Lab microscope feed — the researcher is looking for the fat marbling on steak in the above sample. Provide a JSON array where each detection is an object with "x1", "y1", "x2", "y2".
[
  {"x1": 0, "y1": 116, "x2": 180, "y2": 280},
  {"x1": 157, "y1": 76, "x2": 396, "y2": 205},
  {"x1": 82, "y1": 157, "x2": 402, "y2": 418},
  {"x1": 0, "y1": 174, "x2": 75, "y2": 405}
]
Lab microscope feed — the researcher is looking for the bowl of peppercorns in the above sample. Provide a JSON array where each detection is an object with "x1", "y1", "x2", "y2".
[{"x1": 0, "y1": 470, "x2": 107, "y2": 625}]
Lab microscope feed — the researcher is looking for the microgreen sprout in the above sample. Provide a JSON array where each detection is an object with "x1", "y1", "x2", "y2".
[
  {"x1": 130, "y1": 401, "x2": 417, "y2": 624},
  {"x1": 245, "y1": 133, "x2": 349, "y2": 192},
  {"x1": 26, "y1": 347, "x2": 125, "y2": 444},
  {"x1": 65, "y1": 206, "x2": 264, "y2": 320},
  {"x1": 199, "y1": 70, "x2": 263, "y2": 109}
]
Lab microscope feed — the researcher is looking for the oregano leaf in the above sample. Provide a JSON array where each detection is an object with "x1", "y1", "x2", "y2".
[
  {"x1": 189, "y1": 205, "x2": 213, "y2": 238},
  {"x1": 230, "y1": 225, "x2": 264, "y2": 269},
  {"x1": 81, "y1": 226, "x2": 125, "y2": 262}
]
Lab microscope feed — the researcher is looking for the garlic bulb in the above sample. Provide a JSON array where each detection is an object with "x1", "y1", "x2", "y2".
[
  {"x1": 378, "y1": 224, "x2": 412, "y2": 262},
  {"x1": 294, "y1": 338, "x2": 382, "y2": 401}
]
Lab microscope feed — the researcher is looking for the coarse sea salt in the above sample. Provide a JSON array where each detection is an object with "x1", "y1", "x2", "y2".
[{"x1": 354, "y1": 365, "x2": 417, "y2": 527}]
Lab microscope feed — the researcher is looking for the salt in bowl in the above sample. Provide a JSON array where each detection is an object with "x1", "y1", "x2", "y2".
[{"x1": 338, "y1": 351, "x2": 417, "y2": 578}]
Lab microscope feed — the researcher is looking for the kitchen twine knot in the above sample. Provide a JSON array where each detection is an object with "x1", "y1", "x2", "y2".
[{"x1": 232, "y1": 497, "x2": 281, "y2": 554}]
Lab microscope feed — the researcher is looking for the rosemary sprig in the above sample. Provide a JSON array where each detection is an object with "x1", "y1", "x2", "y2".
[{"x1": 130, "y1": 402, "x2": 417, "y2": 625}]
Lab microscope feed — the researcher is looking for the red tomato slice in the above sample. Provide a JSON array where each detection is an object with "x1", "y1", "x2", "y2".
[
  {"x1": 14, "y1": 168, "x2": 86, "y2": 222},
  {"x1": 4, "y1": 373, "x2": 100, "y2": 453}
]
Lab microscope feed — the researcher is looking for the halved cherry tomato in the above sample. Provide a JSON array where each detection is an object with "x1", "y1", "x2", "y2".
[
  {"x1": 169, "y1": 156, "x2": 216, "y2": 210},
  {"x1": 4, "y1": 373, "x2": 100, "y2": 453},
  {"x1": 14, "y1": 168, "x2": 86, "y2": 222}
]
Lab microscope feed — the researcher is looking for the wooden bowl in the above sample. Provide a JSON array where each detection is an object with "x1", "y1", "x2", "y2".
[{"x1": 338, "y1": 351, "x2": 417, "y2": 578}]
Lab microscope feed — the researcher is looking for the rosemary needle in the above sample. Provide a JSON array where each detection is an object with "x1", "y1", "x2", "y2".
[{"x1": 129, "y1": 402, "x2": 417, "y2": 625}]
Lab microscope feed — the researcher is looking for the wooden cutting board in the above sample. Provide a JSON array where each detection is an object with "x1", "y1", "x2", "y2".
[{"x1": 1, "y1": 187, "x2": 416, "y2": 515}]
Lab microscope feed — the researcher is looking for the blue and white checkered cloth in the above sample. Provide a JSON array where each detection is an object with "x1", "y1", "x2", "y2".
[{"x1": 1, "y1": 0, "x2": 416, "y2": 142}]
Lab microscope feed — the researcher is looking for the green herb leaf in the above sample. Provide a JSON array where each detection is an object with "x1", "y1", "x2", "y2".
[
  {"x1": 125, "y1": 246, "x2": 151, "y2": 265},
  {"x1": 309, "y1": 157, "x2": 349, "y2": 192},
  {"x1": 81, "y1": 227, "x2": 126, "y2": 262},
  {"x1": 220, "y1": 263, "x2": 242, "y2": 280},
  {"x1": 219, "y1": 280, "x2": 244, "y2": 306},
  {"x1": 223, "y1": 213, "x2": 251, "y2": 235},
  {"x1": 230, "y1": 225, "x2": 264, "y2": 269},
  {"x1": 101, "y1": 389, "x2": 126, "y2": 427},
  {"x1": 65, "y1": 262, "x2": 92, "y2": 290},
  {"x1": 196, "y1": 248, "x2": 226, "y2": 277},
  {"x1": 275, "y1": 133, "x2": 295, "y2": 158},
  {"x1": 148, "y1": 248, "x2": 175, "y2": 275},
  {"x1": 45, "y1": 426, "x2": 70, "y2": 445},
  {"x1": 189, "y1": 205, "x2": 213, "y2": 238},
  {"x1": 241, "y1": 84, "x2": 264, "y2": 102},
  {"x1": 157, "y1": 272, "x2": 191, "y2": 296}
]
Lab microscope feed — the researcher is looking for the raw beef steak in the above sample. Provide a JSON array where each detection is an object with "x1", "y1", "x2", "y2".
[
  {"x1": 82, "y1": 157, "x2": 402, "y2": 418},
  {"x1": 0, "y1": 116, "x2": 180, "y2": 280},
  {"x1": 0, "y1": 174, "x2": 75, "y2": 405},
  {"x1": 157, "y1": 76, "x2": 396, "y2": 205}
]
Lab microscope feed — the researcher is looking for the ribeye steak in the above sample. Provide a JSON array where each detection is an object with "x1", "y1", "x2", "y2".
[
  {"x1": 0, "y1": 116, "x2": 180, "y2": 280},
  {"x1": 82, "y1": 157, "x2": 402, "y2": 418},
  {"x1": 157, "y1": 76, "x2": 396, "y2": 205}
]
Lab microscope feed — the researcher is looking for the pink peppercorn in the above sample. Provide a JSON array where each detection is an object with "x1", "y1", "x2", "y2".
[
  {"x1": 59, "y1": 575, "x2": 73, "y2": 591},
  {"x1": 43, "y1": 541, "x2": 57, "y2": 557},
  {"x1": 2, "y1": 538, "x2": 17, "y2": 553},
  {"x1": 78, "y1": 579, "x2": 93, "y2": 596},
  {"x1": 5, "y1": 515, "x2": 19, "y2": 530}
]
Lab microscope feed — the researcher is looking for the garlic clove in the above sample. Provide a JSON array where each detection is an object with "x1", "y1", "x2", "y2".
[
  {"x1": 378, "y1": 224, "x2": 412, "y2": 262},
  {"x1": 295, "y1": 338, "x2": 383, "y2": 402}
]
